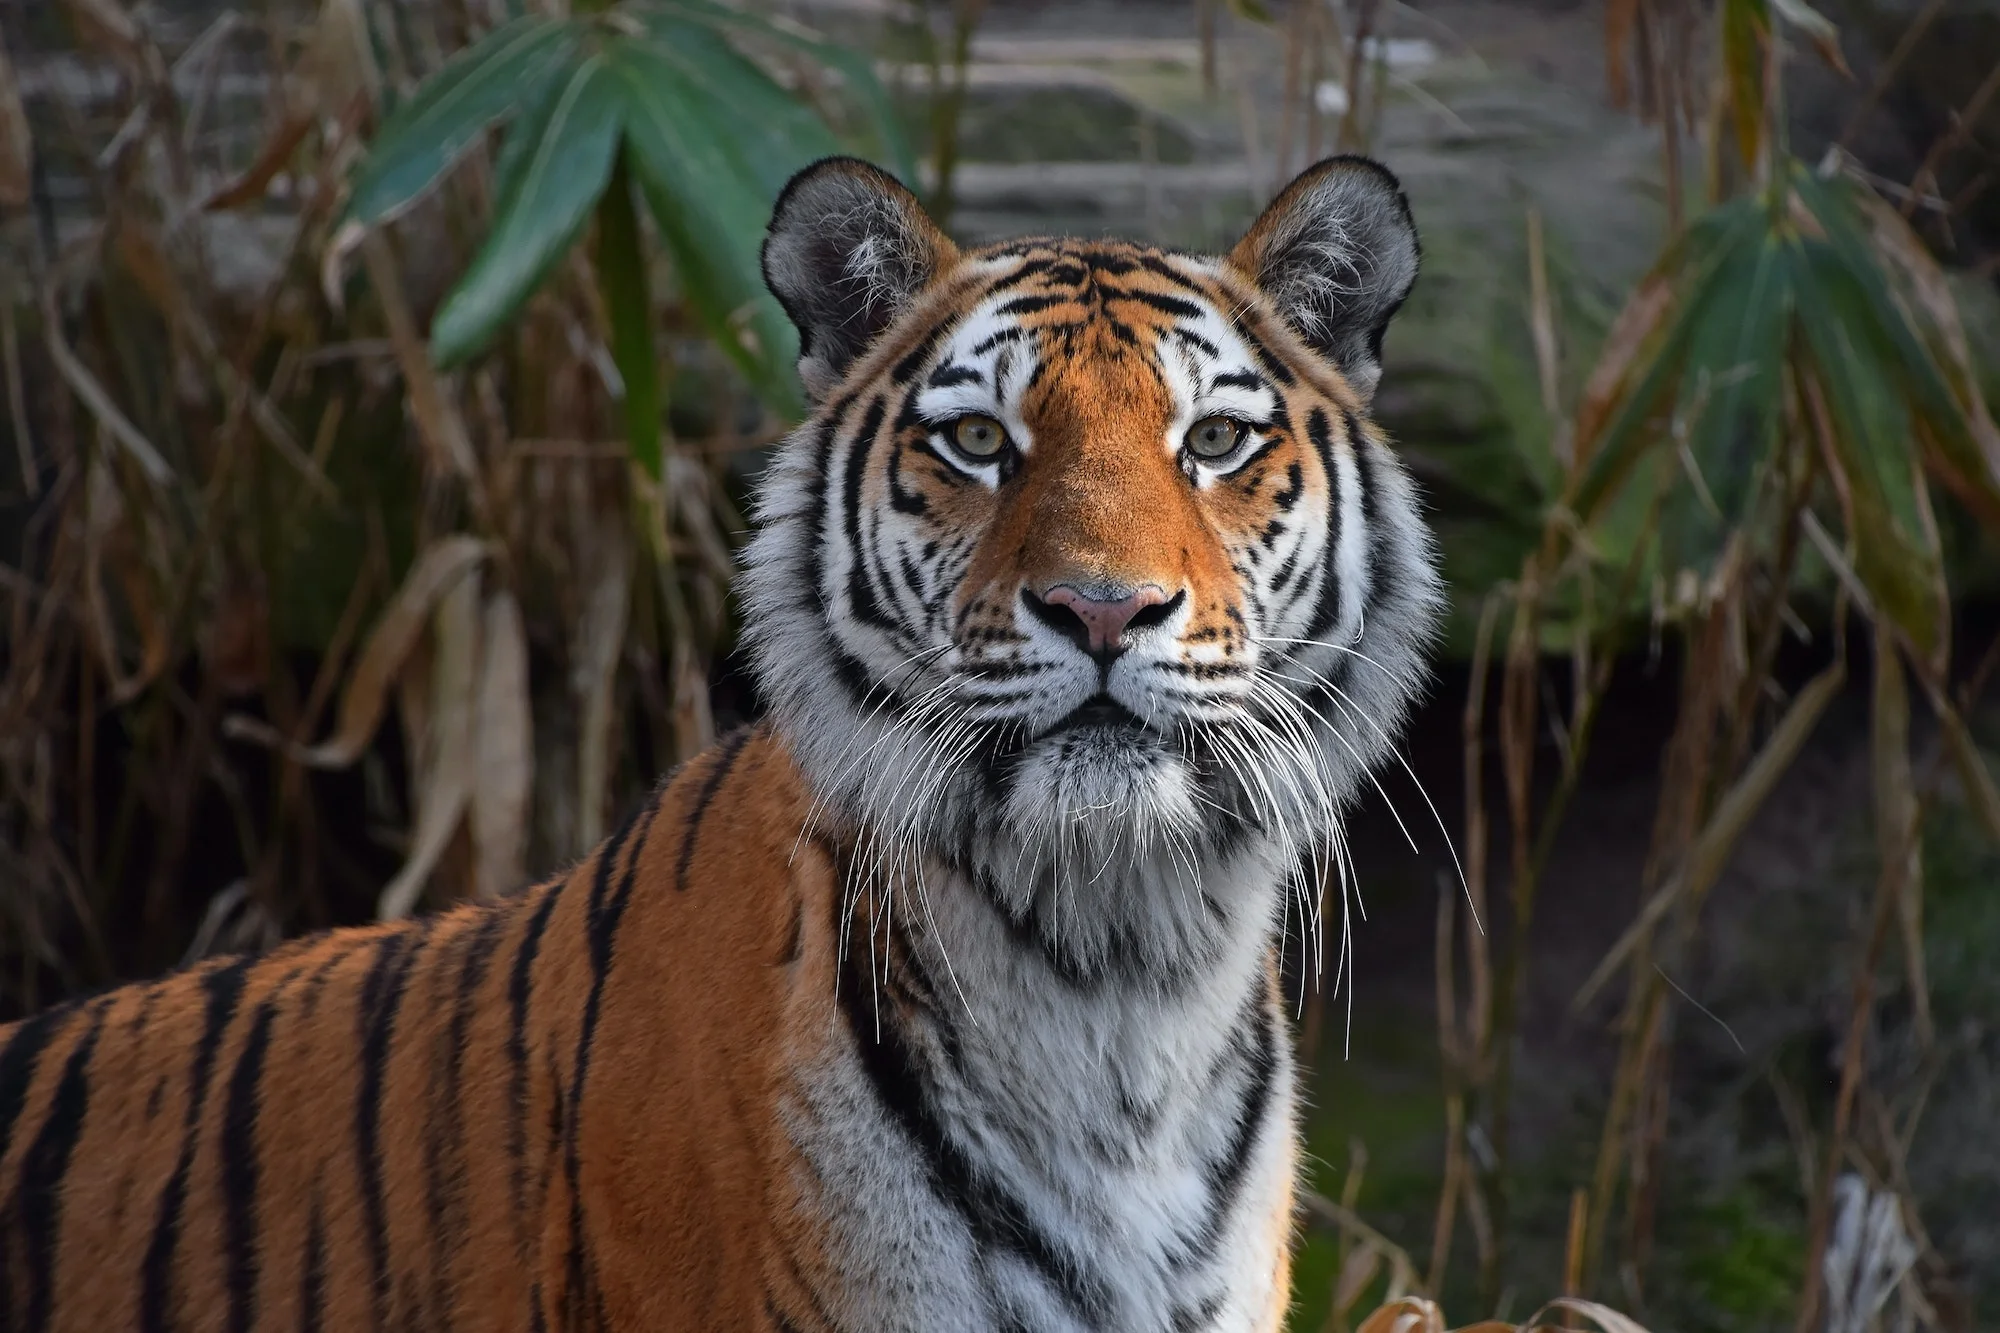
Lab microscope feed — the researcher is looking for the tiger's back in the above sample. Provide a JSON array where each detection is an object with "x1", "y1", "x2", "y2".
[{"x1": 0, "y1": 728, "x2": 827, "y2": 1331}]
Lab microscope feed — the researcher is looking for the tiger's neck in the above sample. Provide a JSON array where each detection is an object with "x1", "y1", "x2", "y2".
[{"x1": 798, "y1": 835, "x2": 1299, "y2": 1330}]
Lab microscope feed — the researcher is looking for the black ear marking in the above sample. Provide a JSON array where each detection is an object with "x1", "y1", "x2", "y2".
[
  {"x1": 760, "y1": 157, "x2": 957, "y2": 402},
  {"x1": 1228, "y1": 155, "x2": 1420, "y2": 405}
]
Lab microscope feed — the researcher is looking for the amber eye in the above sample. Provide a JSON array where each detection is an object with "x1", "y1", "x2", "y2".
[
  {"x1": 1185, "y1": 414, "x2": 1247, "y2": 460},
  {"x1": 950, "y1": 414, "x2": 1008, "y2": 459}
]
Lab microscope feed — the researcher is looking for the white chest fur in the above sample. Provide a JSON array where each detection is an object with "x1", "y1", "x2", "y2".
[{"x1": 784, "y1": 850, "x2": 1299, "y2": 1333}]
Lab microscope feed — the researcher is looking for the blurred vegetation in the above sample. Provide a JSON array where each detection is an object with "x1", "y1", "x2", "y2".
[{"x1": 2, "y1": 0, "x2": 1999, "y2": 1330}]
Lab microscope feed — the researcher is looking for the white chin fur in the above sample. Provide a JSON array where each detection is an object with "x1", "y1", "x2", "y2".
[{"x1": 1001, "y1": 729, "x2": 1203, "y2": 854}]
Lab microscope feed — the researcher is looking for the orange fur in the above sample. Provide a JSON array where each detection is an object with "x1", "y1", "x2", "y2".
[{"x1": 0, "y1": 731, "x2": 838, "y2": 1330}]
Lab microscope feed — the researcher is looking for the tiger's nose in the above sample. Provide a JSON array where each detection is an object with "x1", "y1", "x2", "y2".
[{"x1": 1026, "y1": 583, "x2": 1179, "y2": 658}]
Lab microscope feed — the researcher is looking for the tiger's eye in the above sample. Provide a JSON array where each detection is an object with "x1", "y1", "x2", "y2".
[
  {"x1": 1186, "y1": 415, "x2": 1245, "y2": 459},
  {"x1": 952, "y1": 415, "x2": 1007, "y2": 458}
]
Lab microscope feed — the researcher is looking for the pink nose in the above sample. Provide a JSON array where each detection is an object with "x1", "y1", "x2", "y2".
[{"x1": 1040, "y1": 584, "x2": 1171, "y2": 655}]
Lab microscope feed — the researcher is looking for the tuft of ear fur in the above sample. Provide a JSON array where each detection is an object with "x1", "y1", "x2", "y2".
[
  {"x1": 761, "y1": 157, "x2": 957, "y2": 402},
  {"x1": 1228, "y1": 155, "x2": 1420, "y2": 405}
]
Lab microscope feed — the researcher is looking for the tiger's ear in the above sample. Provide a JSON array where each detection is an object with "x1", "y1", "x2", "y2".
[
  {"x1": 762, "y1": 157, "x2": 958, "y2": 402},
  {"x1": 1228, "y1": 155, "x2": 1419, "y2": 405}
]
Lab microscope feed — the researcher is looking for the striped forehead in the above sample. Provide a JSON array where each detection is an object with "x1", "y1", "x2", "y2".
[{"x1": 910, "y1": 248, "x2": 1283, "y2": 447}]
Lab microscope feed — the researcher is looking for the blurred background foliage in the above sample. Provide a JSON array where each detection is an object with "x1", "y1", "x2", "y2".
[{"x1": 2, "y1": 0, "x2": 1999, "y2": 1329}]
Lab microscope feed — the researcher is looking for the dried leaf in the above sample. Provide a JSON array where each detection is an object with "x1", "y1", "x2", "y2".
[
  {"x1": 1769, "y1": 0, "x2": 1851, "y2": 76},
  {"x1": 1, "y1": 304, "x2": 34, "y2": 496},
  {"x1": 202, "y1": 114, "x2": 315, "y2": 212},
  {"x1": 225, "y1": 536, "x2": 489, "y2": 767},
  {"x1": 40, "y1": 292, "x2": 173, "y2": 485},
  {"x1": 1603, "y1": 0, "x2": 1639, "y2": 110},
  {"x1": 471, "y1": 588, "x2": 532, "y2": 900},
  {"x1": 573, "y1": 510, "x2": 633, "y2": 850},
  {"x1": 1517, "y1": 1297, "x2": 1656, "y2": 1333},
  {"x1": 293, "y1": 0, "x2": 380, "y2": 122},
  {"x1": 379, "y1": 566, "x2": 482, "y2": 920},
  {"x1": 1845, "y1": 183, "x2": 2000, "y2": 527},
  {"x1": 63, "y1": 0, "x2": 152, "y2": 80},
  {"x1": 0, "y1": 30, "x2": 31, "y2": 210},
  {"x1": 360, "y1": 232, "x2": 481, "y2": 480},
  {"x1": 1572, "y1": 276, "x2": 1676, "y2": 477},
  {"x1": 1931, "y1": 690, "x2": 2000, "y2": 846},
  {"x1": 1334, "y1": 1243, "x2": 1384, "y2": 1315},
  {"x1": 1356, "y1": 1297, "x2": 1444, "y2": 1333},
  {"x1": 1872, "y1": 640, "x2": 1928, "y2": 1052},
  {"x1": 1574, "y1": 658, "x2": 1847, "y2": 1010}
]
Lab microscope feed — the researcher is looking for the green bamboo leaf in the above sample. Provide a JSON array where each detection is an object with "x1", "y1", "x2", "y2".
[
  {"x1": 1794, "y1": 169, "x2": 2000, "y2": 520},
  {"x1": 487, "y1": 63, "x2": 565, "y2": 214},
  {"x1": 429, "y1": 54, "x2": 624, "y2": 369},
  {"x1": 1794, "y1": 238, "x2": 1925, "y2": 542},
  {"x1": 1794, "y1": 246, "x2": 1947, "y2": 661},
  {"x1": 607, "y1": 35, "x2": 821, "y2": 413},
  {"x1": 620, "y1": 20, "x2": 842, "y2": 195},
  {"x1": 1791, "y1": 173, "x2": 1962, "y2": 418},
  {"x1": 344, "y1": 15, "x2": 582, "y2": 228},
  {"x1": 594, "y1": 152, "x2": 663, "y2": 479},
  {"x1": 1660, "y1": 227, "x2": 1793, "y2": 566},
  {"x1": 1569, "y1": 199, "x2": 1766, "y2": 522},
  {"x1": 636, "y1": 0, "x2": 917, "y2": 180}
]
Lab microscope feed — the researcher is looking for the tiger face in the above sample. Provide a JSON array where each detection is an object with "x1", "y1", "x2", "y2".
[{"x1": 746, "y1": 157, "x2": 1441, "y2": 974}]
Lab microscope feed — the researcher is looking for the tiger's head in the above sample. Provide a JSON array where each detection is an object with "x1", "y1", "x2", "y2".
[{"x1": 744, "y1": 156, "x2": 1443, "y2": 977}]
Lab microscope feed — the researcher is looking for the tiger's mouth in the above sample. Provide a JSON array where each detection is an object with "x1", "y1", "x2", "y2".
[{"x1": 1044, "y1": 694, "x2": 1152, "y2": 738}]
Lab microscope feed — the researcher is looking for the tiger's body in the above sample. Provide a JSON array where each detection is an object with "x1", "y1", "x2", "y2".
[{"x1": 0, "y1": 154, "x2": 1441, "y2": 1331}]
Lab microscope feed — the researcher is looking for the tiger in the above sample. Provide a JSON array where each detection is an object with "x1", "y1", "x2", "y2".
[{"x1": 0, "y1": 153, "x2": 1440, "y2": 1331}]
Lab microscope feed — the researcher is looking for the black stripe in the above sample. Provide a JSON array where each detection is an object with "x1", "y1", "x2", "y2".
[
  {"x1": 1301, "y1": 409, "x2": 1344, "y2": 643},
  {"x1": 1172, "y1": 327, "x2": 1221, "y2": 359},
  {"x1": 1113, "y1": 287, "x2": 1204, "y2": 321},
  {"x1": 890, "y1": 323, "x2": 950, "y2": 385},
  {"x1": 1233, "y1": 316, "x2": 1295, "y2": 385},
  {"x1": 1177, "y1": 996, "x2": 1280, "y2": 1270},
  {"x1": 994, "y1": 293, "x2": 1066, "y2": 316},
  {"x1": 675, "y1": 728, "x2": 755, "y2": 892},
  {"x1": 926, "y1": 363, "x2": 981, "y2": 388},
  {"x1": 774, "y1": 1248, "x2": 851, "y2": 1333},
  {"x1": 507, "y1": 881, "x2": 564, "y2": 1238},
  {"x1": 1135, "y1": 253, "x2": 1202, "y2": 289},
  {"x1": 765, "y1": 1296, "x2": 810, "y2": 1333},
  {"x1": 0, "y1": 1006, "x2": 72, "y2": 1168},
  {"x1": 221, "y1": 998, "x2": 279, "y2": 1333},
  {"x1": 1347, "y1": 413, "x2": 1390, "y2": 615},
  {"x1": 841, "y1": 397, "x2": 893, "y2": 632},
  {"x1": 1171, "y1": 1291, "x2": 1226, "y2": 1331},
  {"x1": 967, "y1": 325, "x2": 1029, "y2": 358},
  {"x1": 298, "y1": 1193, "x2": 326, "y2": 1333},
  {"x1": 1272, "y1": 460, "x2": 1304, "y2": 512},
  {"x1": 423, "y1": 911, "x2": 505, "y2": 1330},
  {"x1": 355, "y1": 927, "x2": 428, "y2": 1331},
  {"x1": 798, "y1": 417, "x2": 839, "y2": 638},
  {"x1": 885, "y1": 440, "x2": 931, "y2": 516},
  {"x1": 984, "y1": 255, "x2": 1059, "y2": 293},
  {"x1": 17, "y1": 1012, "x2": 102, "y2": 1333},
  {"x1": 835, "y1": 940, "x2": 1107, "y2": 1323},
  {"x1": 141, "y1": 958, "x2": 251, "y2": 1333},
  {"x1": 560, "y1": 791, "x2": 664, "y2": 1318},
  {"x1": 1078, "y1": 248, "x2": 1140, "y2": 276}
]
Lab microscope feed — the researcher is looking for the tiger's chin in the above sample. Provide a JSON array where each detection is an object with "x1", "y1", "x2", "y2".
[{"x1": 990, "y1": 718, "x2": 1215, "y2": 866}]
